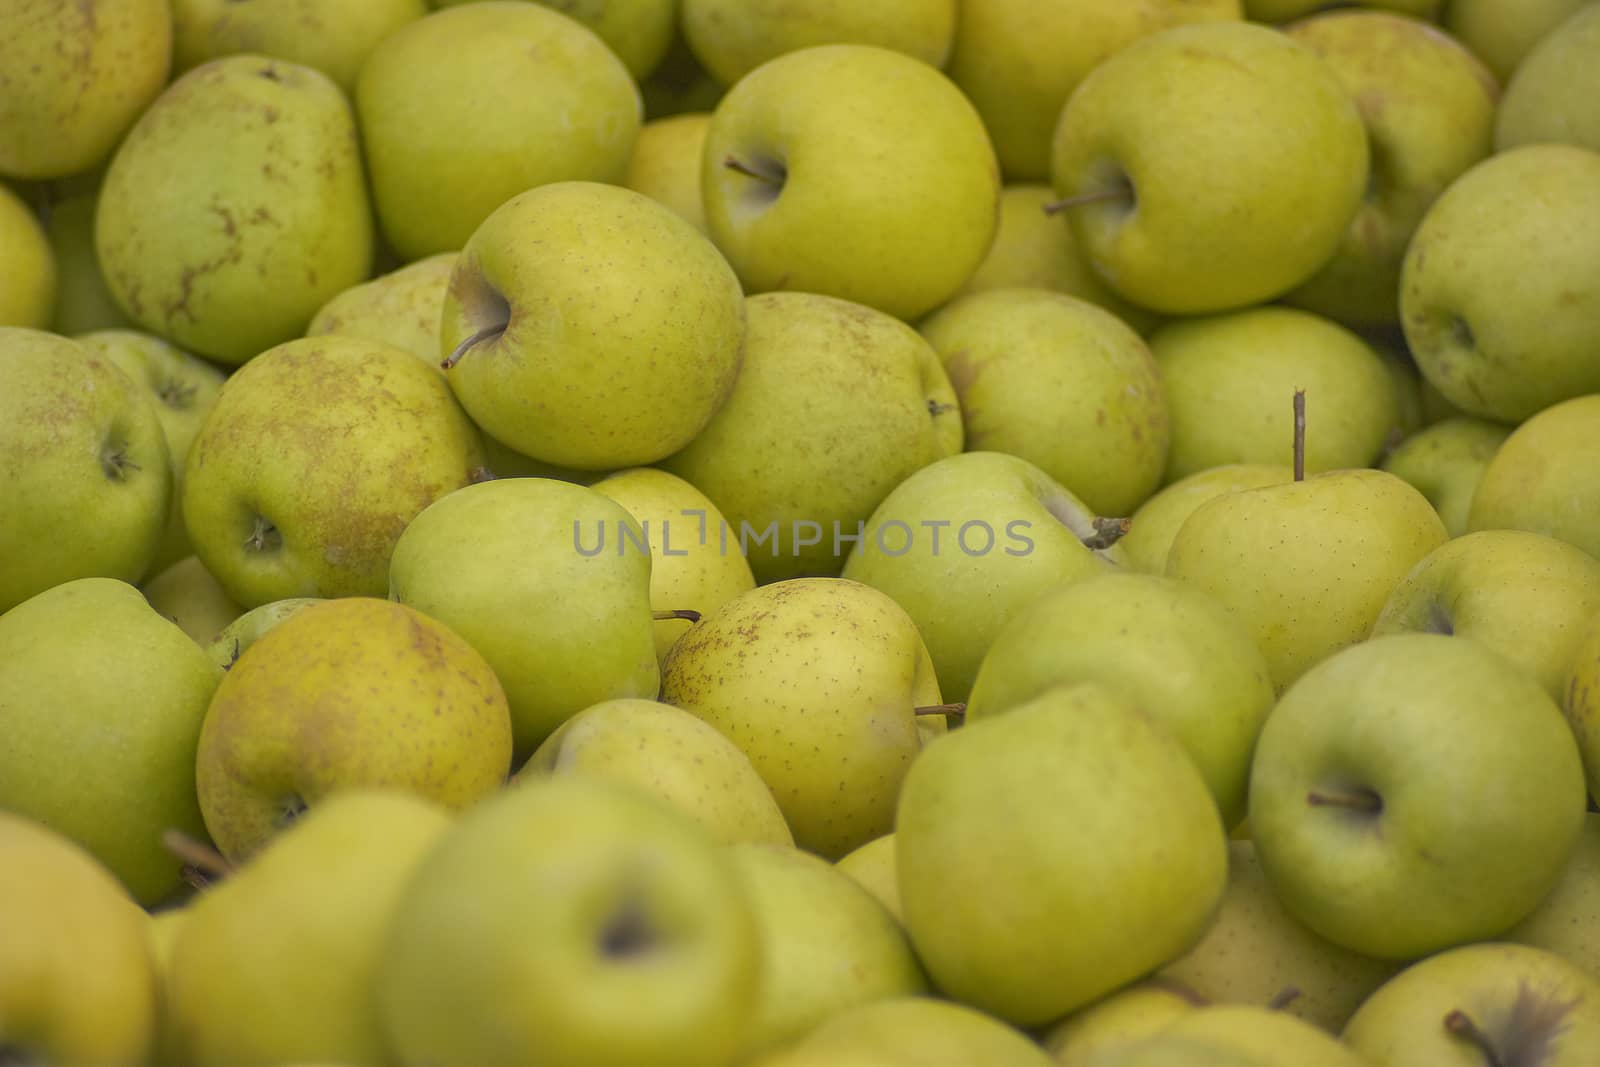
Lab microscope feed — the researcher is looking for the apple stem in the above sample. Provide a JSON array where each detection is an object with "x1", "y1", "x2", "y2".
[
  {"x1": 723, "y1": 154, "x2": 784, "y2": 185},
  {"x1": 1306, "y1": 786, "x2": 1383, "y2": 814},
  {"x1": 914, "y1": 702, "x2": 967, "y2": 726},
  {"x1": 652, "y1": 609, "x2": 702, "y2": 623},
  {"x1": 162, "y1": 829, "x2": 233, "y2": 887},
  {"x1": 1041, "y1": 187, "x2": 1132, "y2": 215},
  {"x1": 441, "y1": 322, "x2": 506, "y2": 371},
  {"x1": 1292, "y1": 389, "x2": 1306, "y2": 482},
  {"x1": 1082, "y1": 516, "x2": 1132, "y2": 551},
  {"x1": 1267, "y1": 986, "x2": 1302, "y2": 1012},
  {"x1": 1444, "y1": 1009, "x2": 1505, "y2": 1067}
]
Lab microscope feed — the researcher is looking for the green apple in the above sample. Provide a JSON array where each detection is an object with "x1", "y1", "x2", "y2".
[
  {"x1": 0, "y1": 578, "x2": 222, "y2": 904},
  {"x1": 204, "y1": 597, "x2": 323, "y2": 671},
  {"x1": 1282, "y1": 10, "x2": 1498, "y2": 327},
  {"x1": 1152, "y1": 307, "x2": 1398, "y2": 483},
  {"x1": 0, "y1": 180, "x2": 53, "y2": 327},
  {"x1": 1043, "y1": 979, "x2": 1206, "y2": 1064},
  {"x1": 441, "y1": 181, "x2": 744, "y2": 470},
  {"x1": 182, "y1": 334, "x2": 485, "y2": 607},
  {"x1": 306, "y1": 252, "x2": 457, "y2": 368},
  {"x1": 1050, "y1": 20, "x2": 1368, "y2": 314},
  {"x1": 897, "y1": 683, "x2": 1228, "y2": 1025},
  {"x1": 97, "y1": 55, "x2": 373, "y2": 366},
  {"x1": 515, "y1": 698, "x2": 792, "y2": 847},
  {"x1": 662, "y1": 291, "x2": 962, "y2": 583},
  {"x1": 436, "y1": 0, "x2": 677, "y2": 79},
  {"x1": 0, "y1": 0, "x2": 171, "y2": 179},
  {"x1": 623, "y1": 113, "x2": 712, "y2": 234},
  {"x1": 40, "y1": 183, "x2": 131, "y2": 334},
  {"x1": 141, "y1": 555, "x2": 244, "y2": 645},
  {"x1": 0, "y1": 811, "x2": 157, "y2": 1066},
  {"x1": 1443, "y1": 0, "x2": 1588, "y2": 83},
  {"x1": 1400, "y1": 144, "x2": 1600, "y2": 422},
  {"x1": 1468, "y1": 393, "x2": 1600, "y2": 559},
  {"x1": 376, "y1": 776, "x2": 762, "y2": 1067},
  {"x1": 682, "y1": 0, "x2": 956, "y2": 86},
  {"x1": 702, "y1": 43, "x2": 999, "y2": 322},
  {"x1": 1249, "y1": 633, "x2": 1587, "y2": 960},
  {"x1": 388, "y1": 477, "x2": 661, "y2": 760},
  {"x1": 590, "y1": 467, "x2": 757, "y2": 664},
  {"x1": 1496, "y1": 3, "x2": 1600, "y2": 152},
  {"x1": 1564, "y1": 612, "x2": 1600, "y2": 802},
  {"x1": 194, "y1": 597, "x2": 513, "y2": 863},
  {"x1": 921, "y1": 289, "x2": 1169, "y2": 516},
  {"x1": 1120, "y1": 464, "x2": 1292, "y2": 575},
  {"x1": 966, "y1": 572, "x2": 1275, "y2": 830},
  {"x1": 775, "y1": 996, "x2": 1055, "y2": 1067},
  {"x1": 1371, "y1": 529, "x2": 1600, "y2": 702},
  {"x1": 834, "y1": 834, "x2": 901, "y2": 923},
  {"x1": 356, "y1": 2, "x2": 641, "y2": 260},
  {"x1": 1097, "y1": 1004, "x2": 1374, "y2": 1067},
  {"x1": 660, "y1": 577, "x2": 945, "y2": 859},
  {"x1": 1246, "y1": 0, "x2": 1440, "y2": 22},
  {"x1": 1342, "y1": 942, "x2": 1600, "y2": 1065},
  {"x1": 0, "y1": 328, "x2": 171, "y2": 612},
  {"x1": 947, "y1": 0, "x2": 1242, "y2": 182},
  {"x1": 1166, "y1": 468, "x2": 1447, "y2": 691},
  {"x1": 1378, "y1": 415, "x2": 1511, "y2": 536},
  {"x1": 1506, "y1": 813, "x2": 1600, "y2": 977},
  {"x1": 171, "y1": 0, "x2": 426, "y2": 92}
]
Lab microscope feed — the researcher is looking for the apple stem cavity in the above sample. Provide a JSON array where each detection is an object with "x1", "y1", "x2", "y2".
[
  {"x1": 927, "y1": 399, "x2": 958, "y2": 417},
  {"x1": 652, "y1": 609, "x2": 702, "y2": 623},
  {"x1": 162, "y1": 828, "x2": 234, "y2": 888},
  {"x1": 1266, "y1": 985, "x2": 1303, "y2": 1012},
  {"x1": 277, "y1": 794, "x2": 308, "y2": 828},
  {"x1": 441, "y1": 321, "x2": 506, "y2": 371},
  {"x1": 1292, "y1": 388, "x2": 1306, "y2": 483},
  {"x1": 1444, "y1": 1009, "x2": 1505, "y2": 1067},
  {"x1": 1306, "y1": 786, "x2": 1383, "y2": 815},
  {"x1": 723, "y1": 153, "x2": 787, "y2": 187},
  {"x1": 244, "y1": 514, "x2": 281, "y2": 554},
  {"x1": 599, "y1": 899, "x2": 658, "y2": 960},
  {"x1": 99, "y1": 439, "x2": 140, "y2": 482}
]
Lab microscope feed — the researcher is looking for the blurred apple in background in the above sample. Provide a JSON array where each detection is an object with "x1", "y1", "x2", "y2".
[
  {"x1": 766, "y1": 997, "x2": 1054, "y2": 1067},
  {"x1": 682, "y1": 0, "x2": 955, "y2": 86},
  {"x1": 623, "y1": 113, "x2": 713, "y2": 234},
  {"x1": 1443, "y1": 0, "x2": 1589, "y2": 84},
  {"x1": 141, "y1": 555, "x2": 243, "y2": 645},
  {"x1": 834, "y1": 835, "x2": 901, "y2": 923},
  {"x1": 1042, "y1": 979, "x2": 1205, "y2": 1064},
  {"x1": 1468, "y1": 393, "x2": 1600, "y2": 559},
  {"x1": 0, "y1": 181, "x2": 54, "y2": 328},
  {"x1": 1496, "y1": 3, "x2": 1600, "y2": 152},
  {"x1": 307, "y1": 253, "x2": 457, "y2": 368},
  {"x1": 1119, "y1": 463, "x2": 1292, "y2": 574},
  {"x1": 38, "y1": 179, "x2": 132, "y2": 335},
  {"x1": 1378, "y1": 415, "x2": 1511, "y2": 536},
  {"x1": 1094, "y1": 1004, "x2": 1375, "y2": 1067}
]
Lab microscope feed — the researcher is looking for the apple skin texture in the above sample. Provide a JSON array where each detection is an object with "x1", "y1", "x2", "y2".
[
  {"x1": 1468, "y1": 393, "x2": 1600, "y2": 561},
  {"x1": 1497, "y1": 3, "x2": 1600, "y2": 154}
]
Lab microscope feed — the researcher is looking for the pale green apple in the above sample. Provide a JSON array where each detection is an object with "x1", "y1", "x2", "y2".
[
  {"x1": 0, "y1": 578, "x2": 222, "y2": 905},
  {"x1": 1247, "y1": 0, "x2": 1439, "y2": 22},
  {"x1": 1282, "y1": 10, "x2": 1498, "y2": 327},
  {"x1": 376, "y1": 776, "x2": 763, "y2": 1067},
  {"x1": 1375, "y1": 346, "x2": 1426, "y2": 446},
  {"x1": 204, "y1": 597, "x2": 323, "y2": 671},
  {"x1": 1051, "y1": 21, "x2": 1368, "y2": 314},
  {"x1": 97, "y1": 55, "x2": 373, "y2": 366},
  {"x1": 388, "y1": 477, "x2": 661, "y2": 760},
  {"x1": 1400, "y1": 144, "x2": 1600, "y2": 422},
  {"x1": 441, "y1": 181, "x2": 744, "y2": 470},
  {"x1": 0, "y1": 812, "x2": 157, "y2": 1067},
  {"x1": 590, "y1": 467, "x2": 757, "y2": 664},
  {"x1": 0, "y1": 0, "x2": 171, "y2": 179},
  {"x1": 897, "y1": 683, "x2": 1228, "y2": 1025},
  {"x1": 1506, "y1": 813, "x2": 1600, "y2": 976},
  {"x1": 1, "y1": 328, "x2": 171, "y2": 612},
  {"x1": 141, "y1": 555, "x2": 244, "y2": 646},
  {"x1": 702, "y1": 44, "x2": 999, "y2": 322},
  {"x1": 1372, "y1": 529, "x2": 1600, "y2": 702},
  {"x1": 662, "y1": 291, "x2": 963, "y2": 583},
  {"x1": 623, "y1": 113, "x2": 711, "y2": 234},
  {"x1": 683, "y1": 0, "x2": 955, "y2": 86},
  {"x1": 0, "y1": 180, "x2": 53, "y2": 327},
  {"x1": 1564, "y1": 612, "x2": 1600, "y2": 801},
  {"x1": 835, "y1": 835, "x2": 901, "y2": 923},
  {"x1": 194, "y1": 597, "x2": 513, "y2": 863},
  {"x1": 1496, "y1": 3, "x2": 1600, "y2": 152},
  {"x1": 1044, "y1": 980, "x2": 1206, "y2": 1064},
  {"x1": 947, "y1": 0, "x2": 1242, "y2": 182},
  {"x1": 921, "y1": 289, "x2": 1169, "y2": 516},
  {"x1": 1152, "y1": 307, "x2": 1398, "y2": 483},
  {"x1": 1378, "y1": 415, "x2": 1511, "y2": 536},
  {"x1": 1120, "y1": 464, "x2": 1292, "y2": 575},
  {"x1": 182, "y1": 334, "x2": 486, "y2": 607},
  {"x1": 1468, "y1": 393, "x2": 1600, "y2": 559},
  {"x1": 40, "y1": 184, "x2": 130, "y2": 334},
  {"x1": 435, "y1": 0, "x2": 677, "y2": 79},
  {"x1": 660, "y1": 578, "x2": 945, "y2": 859},
  {"x1": 1342, "y1": 942, "x2": 1600, "y2": 1065},
  {"x1": 778, "y1": 996, "x2": 1056, "y2": 1067},
  {"x1": 1250, "y1": 633, "x2": 1587, "y2": 960},
  {"x1": 171, "y1": 0, "x2": 427, "y2": 92},
  {"x1": 1166, "y1": 468, "x2": 1448, "y2": 691},
  {"x1": 1099, "y1": 1004, "x2": 1374, "y2": 1067},
  {"x1": 515, "y1": 698, "x2": 792, "y2": 847},
  {"x1": 307, "y1": 253, "x2": 457, "y2": 368},
  {"x1": 356, "y1": 2, "x2": 641, "y2": 260},
  {"x1": 1443, "y1": 0, "x2": 1588, "y2": 83}
]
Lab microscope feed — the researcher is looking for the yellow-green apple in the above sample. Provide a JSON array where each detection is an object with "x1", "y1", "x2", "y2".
[
  {"x1": 967, "y1": 572, "x2": 1274, "y2": 830},
  {"x1": 1506, "y1": 813, "x2": 1600, "y2": 976},
  {"x1": 1444, "y1": 0, "x2": 1588, "y2": 83},
  {"x1": 0, "y1": 578, "x2": 222, "y2": 904},
  {"x1": 515, "y1": 698, "x2": 792, "y2": 847},
  {"x1": 388, "y1": 477, "x2": 661, "y2": 759},
  {"x1": 1247, "y1": 0, "x2": 1440, "y2": 22},
  {"x1": 1153, "y1": 307, "x2": 1398, "y2": 483},
  {"x1": 182, "y1": 334, "x2": 485, "y2": 607},
  {"x1": 0, "y1": 811, "x2": 157, "y2": 1066},
  {"x1": 194, "y1": 597, "x2": 513, "y2": 863},
  {"x1": 660, "y1": 578, "x2": 945, "y2": 859},
  {"x1": 141, "y1": 555, "x2": 244, "y2": 645},
  {"x1": 834, "y1": 835, "x2": 901, "y2": 923},
  {"x1": 662, "y1": 291, "x2": 962, "y2": 583},
  {"x1": 440, "y1": 181, "x2": 744, "y2": 470},
  {"x1": 1042, "y1": 979, "x2": 1205, "y2": 1064},
  {"x1": 436, "y1": 0, "x2": 677, "y2": 79},
  {"x1": 946, "y1": 0, "x2": 1242, "y2": 182},
  {"x1": 1372, "y1": 529, "x2": 1600, "y2": 701},
  {"x1": 702, "y1": 44, "x2": 999, "y2": 322},
  {"x1": 682, "y1": 0, "x2": 955, "y2": 86},
  {"x1": 1249, "y1": 633, "x2": 1588, "y2": 959},
  {"x1": 0, "y1": 0, "x2": 171, "y2": 179},
  {"x1": 1120, "y1": 464, "x2": 1292, "y2": 575},
  {"x1": 771, "y1": 996, "x2": 1055, "y2": 1067},
  {"x1": 726, "y1": 843, "x2": 927, "y2": 1057},
  {"x1": 1050, "y1": 21, "x2": 1368, "y2": 314},
  {"x1": 171, "y1": 0, "x2": 426, "y2": 92},
  {"x1": 96, "y1": 55, "x2": 372, "y2": 366},
  {"x1": 376, "y1": 776, "x2": 762, "y2": 1067},
  {"x1": 1564, "y1": 612, "x2": 1600, "y2": 801},
  {"x1": 1342, "y1": 942, "x2": 1600, "y2": 1065},
  {"x1": 356, "y1": 2, "x2": 641, "y2": 260},
  {"x1": 1166, "y1": 468, "x2": 1447, "y2": 691},
  {"x1": 590, "y1": 467, "x2": 757, "y2": 664},
  {"x1": 1468, "y1": 393, "x2": 1600, "y2": 558},
  {"x1": 897, "y1": 683, "x2": 1228, "y2": 1025},
  {"x1": 307, "y1": 252, "x2": 457, "y2": 368},
  {"x1": 1097, "y1": 1004, "x2": 1374, "y2": 1067},
  {"x1": 841, "y1": 451, "x2": 1126, "y2": 703},
  {"x1": 0, "y1": 180, "x2": 53, "y2": 327},
  {"x1": 1282, "y1": 10, "x2": 1498, "y2": 327},
  {"x1": 1400, "y1": 145, "x2": 1600, "y2": 422},
  {"x1": 623, "y1": 113, "x2": 712, "y2": 234},
  {"x1": 921, "y1": 289, "x2": 1169, "y2": 516},
  {"x1": 0, "y1": 328, "x2": 171, "y2": 611},
  {"x1": 1496, "y1": 4, "x2": 1600, "y2": 152},
  {"x1": 39, "y1": 182, "x2": 130, "y2": 334},
  {"x1": 204, "y1": 596, "x2": 322, "y2": 670},
  {"x1": 1378, "y1": 415, "x2": 1511, "y2": 536}
]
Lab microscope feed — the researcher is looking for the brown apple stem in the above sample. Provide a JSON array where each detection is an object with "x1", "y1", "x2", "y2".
[
  {"x1": 162, "y1": 829, "x2": 233, "y2": 886},
  {"x1": 441, "y1": 322, "x2": 506, "y2": 371},
  {"x1": 1082, "y1": 516, "x2": 1132, "y2": 551},
  {"x1": 1041, "y1": 187, "x2": 1132, "y2": 215},
  {"x1": 1444, "y1": 1009, "x2": 1505, "y2": 1067},
  {"x1": 652, "y1": 609, "x2": 702, "y2": 623},
  {"x1": 914, "y1": 703, "x2": 967, "y2": 726},
  {"x1": 723, "y1": 155, "x2": 783, "y2": 184},
  {"x1": 1293, "y1": 389, "x2": 1306, "y2": 482},
  {"x1": 1266, "y1": 986, "x2": 1303, "y2": 1012},
  {"x1": 1306, "y1": 787, "x2": 1383, "y2": 814}
]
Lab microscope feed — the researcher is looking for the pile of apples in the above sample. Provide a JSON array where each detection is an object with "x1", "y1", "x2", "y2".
[{"x1": 5, "y1": 0, "x2": 1600, "y2": 1064}]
